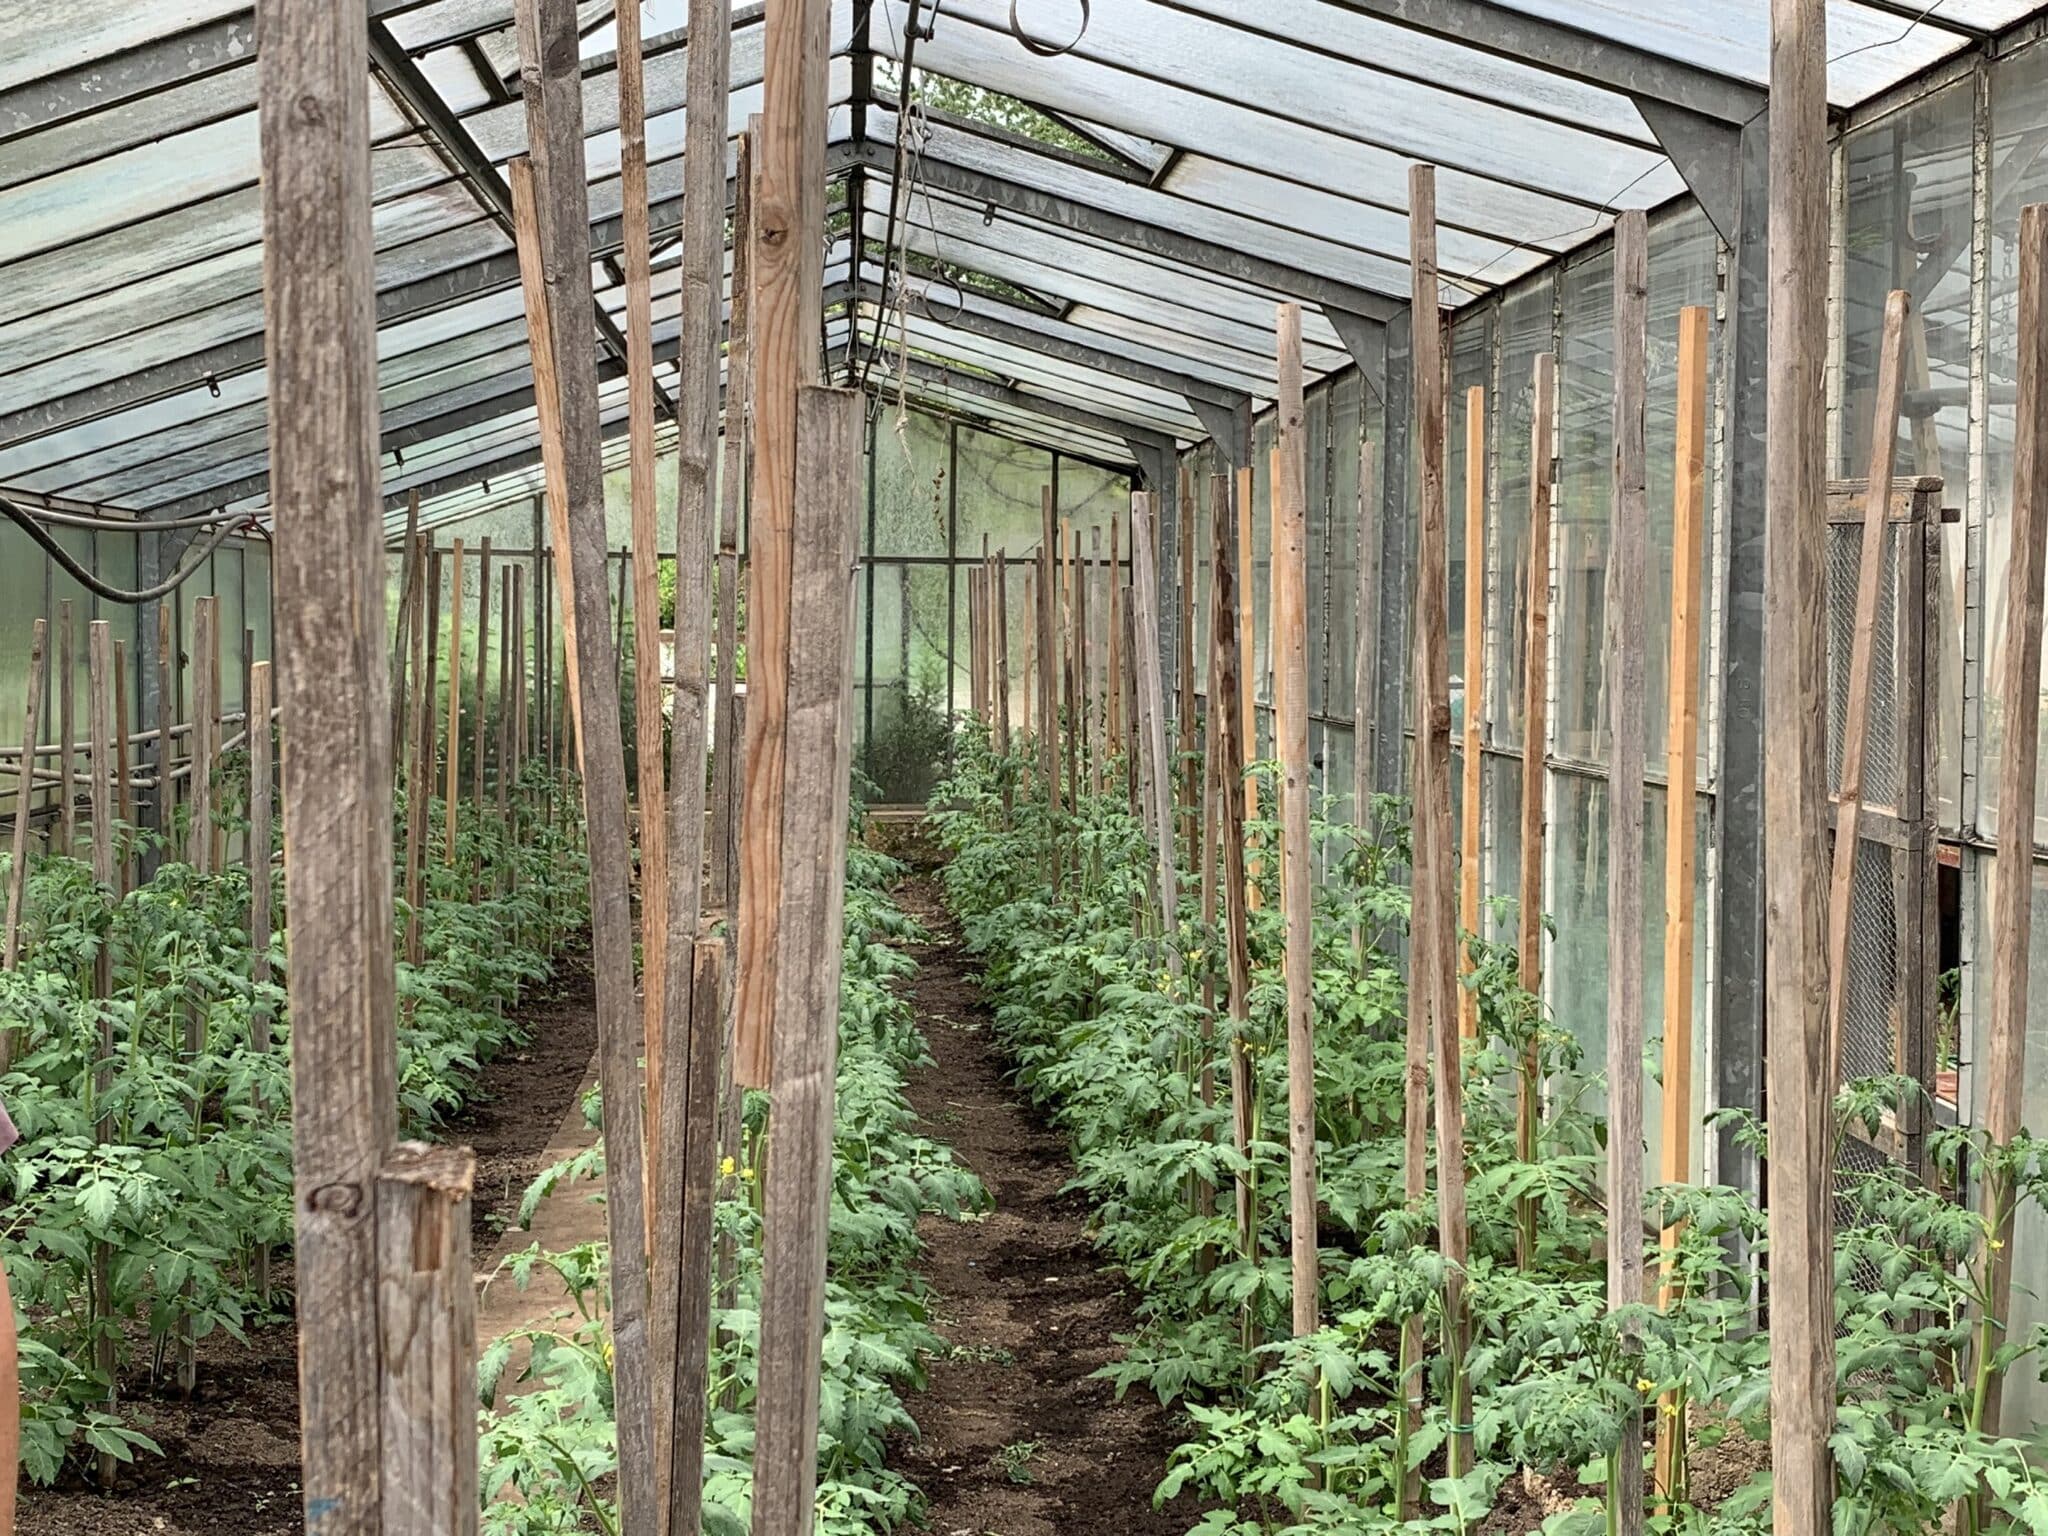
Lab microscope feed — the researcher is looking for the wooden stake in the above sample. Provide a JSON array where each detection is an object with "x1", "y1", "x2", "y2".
[
  {"x1": 58, "y1": 599, "x2": 74, "y2": 854},
  {"x1": 87, "y1": 618, "x2": 118, "y2": 1487},
  {"x1": 2, "y1": 619, "x2": 47, "y2": 984},
  {"x1": 393, "y1": 490, "x2": 422, "y2": 761},
  {"x1": 733, "y1": 0, "x2": 831, "y2": 1096},
  {"x1": 114, "y1": 639, "x2": 132, "y2": 893},
  {"x1": 1107, "y1": 513, "x2": 1123, "y2": 756},
  {"x1": 1653, "y1": 306, "x2": 1710, "y2": 1500},
  {"x1": 1606, "y1": 208, "x2": 1650, "y2": 1536},
  {"x1": 513, "y1": 1, "x2": 659, "y2": 1521},
  {"x1": 752, "y1": 388, "x2": 861, "y2": 1536},
  {"x1": 1408, "y1": 162, "x2": 1468, "y2": 1490},
  {"x1": 1459, "y1": 387, "x2": 1486, "y2": 1042},
  {"x1": 1237, "y1": 467, "x2": 1262, "y2": 906},
  {"x1": 1274, "y1": 305, "x2": 1318, "y2": 1339},
  {"x1": 1824, "y1": 291, "x2": 1911, "y2": 1080},
  {"x1": 1130, "y1": 492, "x2": 1179, "y2": 958},
  {"x1": 1353, "y1": 441, "x2": 1379, "y2": 825},
  {"x1": 472, "y1": 539, "x2": 493, "y2": 835},
  {"x1": 190, "y1": 597, "x2": 218, "y2": 877},
  {"x1": 250, "y1": 658, "x2": 277, "y2": 1299},
  {"x1": 257, "y1": 0, "x2": 404, "y2": 1511},
  {"x1": 156, "y1": 605, "x2": 176, "y2": 846},
  {"x1": 1974, "y1": 204, "x2": 2048, "y2": 1448},
  {"x1": 1210, "y1": 478, "x2": 1256, "y2": 1279},
  {"x1": 1177, "y1": 463, "x2": 1198, "y2": 839},
  {"x1": 443, "y1": 538, "x2": 465, "y2": 866},
  {"x1": 1039, "y1": 486, "x2": 1062, "y2": 826},
  {"x1": 375, "y1": 1143, "x2": 478, "y2": 1536},
  {"x1": 404, "y1": 547, "x2": 440, "y2": 973},
  {"x1": 1516, "y1": 353, "x2": 1557, "y2": 1270},
  {"x1": 509, "y1": 156, "x2": 584, "y2": 768},
  {"x1": 1764, "y1": 3, "x2": 1836, "y2": 1522},
  {"x1": 995, "y1": 550, "x2": 1013, "y2": 767},
  {"x1": 709, "y1": 121, "x2": 755, "y2": 925}
]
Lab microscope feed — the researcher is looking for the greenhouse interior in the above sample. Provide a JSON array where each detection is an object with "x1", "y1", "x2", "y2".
[{"x1": 5, "y1": 0, "x2": 2048, "y2": 1533}]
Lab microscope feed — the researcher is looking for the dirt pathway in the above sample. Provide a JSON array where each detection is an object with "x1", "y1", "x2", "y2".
[{"x1": 892, "y1": 881, "x2": 1198, "y2": 1536}]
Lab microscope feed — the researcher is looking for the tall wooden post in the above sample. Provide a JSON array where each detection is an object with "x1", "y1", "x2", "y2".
[
  {"x1": 1353, "y1": 441, "x2": 1378, "y2": 825},
  {"x1": 57, "y1": 599, "x2": 74, "y2": 854},
  {"x1": 1824, "y1": 292, "x2": 1911, "y2": 1079},
  {"x1": 1605, "y1": 208, "x2": 1650, "y2": 1536},
  {"x1": 1237, "y1": 467, "x2": 1262, "y2": 903},
  {"x1": 1210, "y1": 478, "x2": 1255, "y2": 1281},
  {"x1": 1274, "y1": 305, "x2": 1318, "y2": 1340},
  {"x1": 2, "y1": 619, "x2": 47, "y2": 987},
  {"x1": 443, "y1": 539, "x2": 466, "y2": 866},
  {"x1": 1177, "y1": 464, "x2": 1198, "y2": 839},
  {"x1": 403, "y1": 547, "x2": 440, "y2": 973},
  {"x1": 1039, "y1": 487, "x2": 1061, "y2": 826},
  {"x1": 752, "y1": 388, "x2": 862, "y2": 1536},
  {"x1": 472, "y1": 539, "x2": 494, "y2": 839},
  {"x1": 392, "y1": 491, "x2": 422, "y2": 761},
  {"x1": 1408, "y1": 162, "x2": 1468, "y2": 1488},
  {"x1": 709, "y1": 122, "x2": 754, "y2": 935},
  {"x1": 734, "y1": 0, "x2": 831, "y2": 1094},
  {"x1": 250, "y1": 658, "x2": 277, "y2": 1299},
  {"x1": 1764, "y1": 2, "x2": 1836, "y2": 1524},
  {"x1": 513, "y1": 0, "x2": 659, "y2": 1524},
  {"x1": 87, "y1": 620, "x2": 118, "y2": 1486},
  {"x1": 1974, "y1": 203, "x2": 2048, "y2": 1447},
  {"x1": 1516, "y1": 354, "x2": 1557, "y2": 1269},
  {"x1": 1459, "y1": 387, "x2": 1486, "y2": 1042},
  {"x1": 256, "y1": 0, "x2": 404, "y2": 1518},
  {"x1": 1130, "y1": 492, "x2": 1178, "y2": 957},
  {"x1": 1653, "y1": 306, "x2": 1710, "y2": 1499}
]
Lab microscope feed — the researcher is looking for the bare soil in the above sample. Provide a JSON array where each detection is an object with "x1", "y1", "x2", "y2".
[
  {"x1": 888, "y1": 880, "x2": 1200, "y2": 1536},
  {"x1": 16, "y1": 958, "x2": 599, "y2": 1536}
]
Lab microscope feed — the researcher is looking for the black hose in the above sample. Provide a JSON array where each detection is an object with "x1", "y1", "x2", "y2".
[{"x1": 0, "y1": 495, "x2": 257, "y2": 605}]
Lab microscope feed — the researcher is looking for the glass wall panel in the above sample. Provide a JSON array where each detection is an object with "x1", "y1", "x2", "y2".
[
  {"x1": 870, "y1": 407, "x2": 952, "y2": 558},
  {"x1": 1328, "y1": 372, "x2": 1363, "y2": 731},
  {"x1": 1491, "y1": 276, "x2": 1556, "y2": 753},
  {"x1": 1555, "y1": 250, "x2": 1615, "y2": 767},
  {"x1": 1447, "y1": 309, "x2": 1493, "y2": 723}
]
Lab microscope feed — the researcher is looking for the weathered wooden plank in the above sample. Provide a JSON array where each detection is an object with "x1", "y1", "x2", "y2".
[
  {"x1": 376, "y1": 1143, "x2": 478, "y2": 1536},
  {"x1": 752, "y1": 386, "x2": 861, "y2": 1536},
  {"x1": 443, "y1": 538, "x2": 466, "y2": 866},
  {"x1": 1273, "y1": 304, "x2": 1318, "y2": 1340},
  {"x1": 403, "y1": 546, "x2": 440, "y2": 974},
  {"x1": 508, "y1": 155, "x2": 584, "y2": 768},
  {"x1": 1237, "y1": 467, "x2": 1263, "y2": 907},
  {"x1": 734, "y1": 0, "x2": 831, "y2": 1091},
  {"x1": 114, "y1": 639, "x2": 132, "y2": 893},
  {"x1": 1353, "y1": 440, "x2": 1378, "y2": 825},
  {"x1": 513, "y1": 2, "x2": 659, "y2": 1526},
  {"x1": 1210, "y1": 476, "x2": 1255, "y2": 1274},
  {"x1": 1408, "y1": 162, "x2": 1468, "y2": 1488},
  {"x1": 1106, "y1": 514, "x2": 1123, "y2": 756},
  {"x1": 256, "y1": 0, "x2": 400, "y2": 1514},
  {"x1": 472, "y1": 539, "x2": 494, "y2": 841},
  {"x1": 250, "y1": 656, "x2": 277, "y2": 1299},
  {"x1": 392, "y1": 491, "x2": 422, "y2": 763},
  {"x1": 58, "y1": 600, "x2": 74, "y2": 854},
  {"x1": 710, "y1": 122, "x2": 755, "y2": 927},
  {"x1": 1130, "y1": 492, "x2": 1179, "y2": 959},
  {"x1": 1606, "y1": 206, "x2": 1649, "y2": 1536},
  {"x1": 1976, "y1": 203, "x2": 2048, "y2": 1446},
  {"x1": 1515, "y1": 353, "x2": 1556, "y2": 1269},
  {"x1": 1177, "y1": 461, "x2": 1198, "y2": 839},
  {"x1": 1653, "y1": 305, "x2": 1709, "y2": 1500},
  {"x1": 1459, "y1": 386, "x2": 1486, "y2": 1043},
  {"x1": 1764, "y1": 1, "x2": 1836, "y2": 1521},
  {"x1": 1040, "y1": 486, "x2": 1062, "y2": 824},
  {"x1": 1824, "y1": 291, "x2": 1910, "y2": 1080}
]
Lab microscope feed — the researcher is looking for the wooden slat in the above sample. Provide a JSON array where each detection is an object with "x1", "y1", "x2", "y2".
[
  {"x1": 2, "y1": 618, "x2": 48, "y2": 984},
  {"x1": 508, "y1": 156, "x2": 584, "y2": 768},
  {"x1": 710, "y1": 121, "x2": 755, "y2": 929},
  {"x1": 619, "y1": 0, "x2": 670, "y2": 1173},
  {"x1": 376, "y1": 1143, "x2": 478, "y2": 1536},
  {"x1": 1459, "y1": 386, "x2": 1486, "y2": 1043},
  {"x1": 1237, "y1": 466, "x2": 1263, "y2": 909},
  {"x1": 1824, "y1": 291, "x2": 1911, "y2": 1080},
  {"x1": 156, "y1": 606, "x2": 176, "y2": 840},
  {"x1": 250, "y1": 656, "x2": 277, "y2": 1299},
  {"x1": 403, "y1": 545, "x2": 439, "y2": 974},
  {"x1": 256, "y1": 0, "x2": 399, "y2": 1515},
  {"x1": 1353, "y1": 440, "x2": 1378, "y2": 824},
  {"x1": 1605, "y1": 206, "x2": 1649, "y2": 1536},
  {"x1": 1040, "y1": 486, "x2": 1061, "y2": 823},
  {"x1": 734, "y1": 0, "x2": 831, "y2": 1091},
  {"x1": 114, "y1": 639, "x2": 132, "y2": 894},
  {"x1": 1177, "y1": 462, "x2": 1198, "y2": 839},
  {"x1": 443, "y1": 538, "x2": 466, "y2": 866},
  {"x1": 1976, "y1": 203, "x2": 2048, "y2": 1446},
  {"x1": 1654, "y1": 304, "x2": 1710, "y2": 1500},
  {"x1": 472, "y1": 540, "x2": 494, "y2": 837},
  {"x1": 1763, "y1": 1, "x2": 1836, "y2": 1521},
  {"x1": 512, "y1": 1, "x2": 659, "y2": 1525},
  {"x1": 58, "y1": 600, "x2": 74, "y2": 854},
  {"x1": 1210, "y1": 476, "x2": 1255, "y2": 1276},
  {"x1": 752, "y1": 386, "x2": 861, "y2": 1536},
  {"x1": 1106, "y1": 514, "x2": 1122, "y2": 755},
  {"x1": 1408, "y1": 162, "x2": 1468, "y2": 1489},
  {"x1": 1273, "y1": 304, "x2": 1318, "y2": 1340},
  {"x1": 1130, "y1": 492, "x2": 1179, "y2": 959},
  {"x1": 392, "y1": 490, "x2": 422, "y2": 762},
  {"x1": 1516, "y1": 353, "x2": 1556, "y2": 1269},
  {"x1": 88, "y1": 618, "x2": 118, "y2": 1486}
]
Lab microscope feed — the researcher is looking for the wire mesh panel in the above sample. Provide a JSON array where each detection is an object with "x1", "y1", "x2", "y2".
[{"x1": 1822, "y1": 477, "x2": 1943, "y2": 1182}]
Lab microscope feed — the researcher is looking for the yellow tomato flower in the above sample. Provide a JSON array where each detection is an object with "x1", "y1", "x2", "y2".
[
  {"x1": 720, "y1": 1155, "x2": 736, "y2": 1178},
  {"x1": 741, "y1": 1166, "x2": 756, "y2": 1183},
  {"x1": 1635, "y1": 1377, "x2": 1656, "y2": 1395}
]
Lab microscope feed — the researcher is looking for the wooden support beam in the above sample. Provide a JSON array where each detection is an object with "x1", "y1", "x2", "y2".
[
  {"x1": 1130, "y1": 491, "x2": 1179, "y2": 959},
  {"x1": 1237, "y1": 466, "x2": 1263, "y2": 908},
  {"x1": 1975, "y1": 203, "x2": 2048, "y2": 1447},
  {"x1": 752, "y1": 386, "x2": 861, "y2": 1536},
  {"x1": 473, "y1": 539, "x2": 493, "y2": 837},
  {"x1": 1106, "y1": 515, "x2": 1123, "y2": 758},
  {"x1": 1459, "y1": 386, "x2": 1486, "y2": 1043},
  {"x1": 734, "y1": 0, "x2": 831, "y2": 1092},
  {"x1": 393, "y1": 490, "x2": 422, "y2": 762},
  {"x1": 709, "y1": 121, "x2": 754, "y2": 930},
  {"x1": 1654, "y1": 305, "x2": 1710, "y2": 1501},
  {"x1": 1824, "y1": 291, "x2": 1910, "y2": 1080},
  {"x1": 375, "y1": 1143, "x2": 478, "y2": 1536},
  {"x1": 1353, "y1": 441, "x2": 1378, "y2": 823},
  {"x1": 508, "y1": 155, "x2": 584, "y2": 768},
  {"x1": 1040, "y1": 486, "x2": 1062, "y2": 825},
  {"x1": 156, "y1": 606, "x2": 176, "y2": 838},
  {"x1": 250, "y1": 657, "x2": 277, "y2": 1299},
  {"x1": 1407, "y1": 162, "x2": 1468, "y2": 1490},
  {"x1": 1605, "y1": 206, "x2": 1649, "y2": 1536},
  {"x1": 1274, "y1": 304, "x2": 1318, "y2": 1340},
  {"x1": 1177, "y1": 461, "x2": 1199, "y2": 841},
  {"x1": 1516, "y1": 353, "x2": 1557, "y2": 1270},
  {"x1": 256, "y1": 0, "x2": 401, "y2": 1515},
  {"x1": 403, "y1": 545, "x2": 439, "y2": 974},
  {"x1": 114, "y1": 640, "x2": 132, "y2": 894},
  {"x1": 1210, "y1": 476, "x2": 1255, "y2": 1281},
  {"x1": 512, "y1": 0, "x2": 659, "y2": 1526},
  {"x1": 1764, "y1": 1, "x2": 1836, "y2": 1522},
  {"x1": 58, "y1": 600, "x2": 74, "y2": 854},
  {"x1": 443, "y1": 538, "x2": 465, "y2": 866},
  {"x1": 619, "y1": 0, "x2": 670, "y2": 1176}
]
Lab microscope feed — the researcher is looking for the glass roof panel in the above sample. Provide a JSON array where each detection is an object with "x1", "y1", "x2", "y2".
[
  {"x1": 0, "y1": 0, "x2": 248, "y2": 94},
  {"x1": 0, "y1": 61, "x2": 260, "y2": 193}
]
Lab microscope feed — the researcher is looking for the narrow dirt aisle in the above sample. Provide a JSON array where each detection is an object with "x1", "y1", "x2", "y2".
[{"x1": 893, "y1": 880, "x2": 1199, "y2": 1536}]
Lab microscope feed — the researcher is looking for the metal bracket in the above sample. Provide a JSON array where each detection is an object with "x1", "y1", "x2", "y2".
[
  {"x1": 1187, "y1": 396, "x2": 1252, "y2": 468},
  {"x1": 1634, "y1": 95, "x2": 1745, "y2": 248}
]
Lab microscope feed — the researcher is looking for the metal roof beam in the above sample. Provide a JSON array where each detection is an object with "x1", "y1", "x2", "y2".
[
  {"x1": 852, "y1": 279, "x2": 1247, "y2": 411},
  {"x1": 886, "y1": 355, "x2": 1174, "y2": 455},
  {"x1": 1324, "y1": 0, "x2": 1767, "y2": 125},
  {"x1": 0, "y1": 15, "x2": 255, "y2": 140},
  {"x1": 853, "y1": 140, "x2": 1403, "y2": 324}
]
